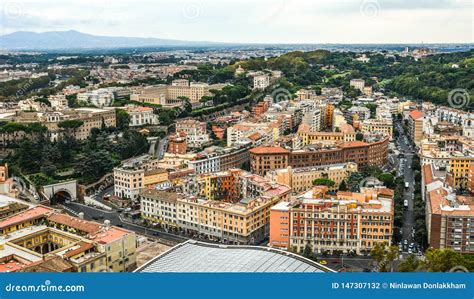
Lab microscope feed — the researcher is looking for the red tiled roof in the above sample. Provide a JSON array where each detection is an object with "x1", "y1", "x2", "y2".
[
  {"x1": 410, "y1": 110, "x2": 423, "y2": 120},
  {"x1": 338, "y1": 141, "x2": 368, "y2": 148},
  {"x1": 249, "y1": 146, "x2": 290, "y2": 154},
  {"x1": 63, "y1": 242, "x2": 94, "y2": 258},
  {"x1": 89, "y1": 227, "x2": 131, "y2": 244},
  {"x1": 47, "y1": 213, "x2": 102, "y2": 234},
  {"x1": 423, "y1": 164, "x2": 434, "y2": 185},
  {"x1": 0, "y1": 206, "x2": 53, "y2": 229}
]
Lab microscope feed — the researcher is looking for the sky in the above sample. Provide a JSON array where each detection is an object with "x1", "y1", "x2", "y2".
[{"x1": 1, "y1": 0, "x2": 473, "y2": 43}]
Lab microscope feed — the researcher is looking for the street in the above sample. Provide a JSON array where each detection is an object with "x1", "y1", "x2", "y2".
[
  {"x1": 63, "y1": 201, "x2": 188, "y2": 244},
  {"x1": 394, "y1": 118, "x2": 418, "y2": 254}
]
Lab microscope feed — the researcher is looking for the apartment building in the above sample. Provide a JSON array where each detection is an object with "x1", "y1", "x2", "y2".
[
  {"x1": 187, "y1": 145, "x2": 250, "y2": 174},
  {"x1": 253, "y1": 74, "x2": 270, "y2": 90},
  {"x1": 448, "y1": 156, "x2": 474, "y2": 190},
  {"x1": 176, "y1": 118, "x2": 210, "y2": 148},
  {"x1": 139, "y1": 170, "x2": 291, "y2": 244},
  {"x1": 349, "y1": 79, "x2": 365, "y2": 92},
  {"x1": 168, "y1": 132, "x2": 188, "y2": 154},
  {"x1": 426, "y1": 187, "x2": 474, "y2": 254},
  {"x1": 408, "y1": 110, "x2": 424, "y2": 146},
  {"x1": 297, "y1": 123, "x2": 356, "y2": 146},
  {"x1": 265, "y1": 162, "x2": 358, "y2": 193},
  {"x1": 249, "y1": 146, "x2": 290, "y2": 176},
  {"x1": 113, "y1": 161, "x2": 169, "y2": 200},
  {"x1": 113, "y1": 167, "x2": 144, "y2": 200},
  {"x1": 270, "y1": 186, "x2": 394, "y2": 254},
  {"x1": 250, "y1": 136, "x2": 389, "y2": 175},
  {"x1": 361, "y1": 119, "x2": 393, "y2": 139}
]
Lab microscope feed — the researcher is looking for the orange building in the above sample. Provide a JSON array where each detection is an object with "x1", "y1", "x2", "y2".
[
  {"x1": 325, "y1": 104, "x2": 334, "y2": 129},
  {"x1": 270, "y1": 186, "x2": 394, "y2": 254},
  {"x1": 249, "y1": 146, "x2": 290, "y2": 175},
  {"x1": 250, "y1": 137, "x2": 389, "y2": 174},
  {"x1": 168, "y1": 132, "x2": 187, "y2": 154}
]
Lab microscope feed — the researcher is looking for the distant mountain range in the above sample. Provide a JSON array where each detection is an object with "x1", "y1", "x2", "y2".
[
  {"x1": 1, "y1": 30, "x2": 472, "y2": 52},
  {"x1": 0, "y1": 30, "x2": 221, "y2": 50}
]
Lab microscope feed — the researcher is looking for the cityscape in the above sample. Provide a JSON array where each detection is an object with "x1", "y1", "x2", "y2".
[{"x1": 0, "y1": 0, "x2": 473, "y2": 277}]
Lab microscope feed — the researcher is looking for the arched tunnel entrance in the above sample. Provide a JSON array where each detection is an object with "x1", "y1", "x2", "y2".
[{"x1": 51, "y1": 190, "x2": 72, "y2": 205}]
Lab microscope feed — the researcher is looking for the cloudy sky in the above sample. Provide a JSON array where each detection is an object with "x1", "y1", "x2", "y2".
[{"x1": 1, "y1": 0, "x2": 472, "y2": 43}]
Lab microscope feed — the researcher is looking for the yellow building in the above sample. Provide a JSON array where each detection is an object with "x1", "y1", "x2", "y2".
[
  {"x1": 0, "y1": 205, "x2": 137, "y2": 272},
  {"x1": 298, "y1": 123, "x2": 355, "y2": 146},
  {"x1": 139, "y1": 171, "x2": 292, "y2": 244},
  {"x1": 266, "y1": 162, "x2": 358, "y2": 193},
  {"x1": 361, "y1": 119, "x2": 393, "y2": 139},
  {"x1": 144, "y1": 168, "x2": 169, "y2": 186},
  {"x1": 448, "y1": 156, "x2": 474, "y2": 189},
  {"x1": 325, "y1": 104, "x2": 334, "y2": 129}
]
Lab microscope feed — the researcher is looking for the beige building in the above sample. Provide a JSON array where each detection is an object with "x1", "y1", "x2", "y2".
[
  {"x1": 130, "y1": 82, "x2": 226, "y2": 106},
  {"x1": 113, "y1": 167, "x2": 144, "y2": 200},
  {"x1": 266, "y1": 162, "x2": 358, "y2": 193},
  {"x1": 0, "y1": 203, "x2": 137, "y2": 272},
  {"x1": 139, "y1": 171, "x2": 292, "y2": 244},
  {"x1": 350, "y1": 79, "x2": 365, "y2": 92},
  {"x1": 361, "y1": 119, "x2": 393, "y2": 139}
]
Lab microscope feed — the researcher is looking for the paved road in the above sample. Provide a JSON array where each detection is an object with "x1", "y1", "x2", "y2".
[
  {"x1": 63, "y1": 201, "x2": 187, "y2": 244},
  {"x1": 394, "y1": 119, "x2": 416, "y2": 253}
]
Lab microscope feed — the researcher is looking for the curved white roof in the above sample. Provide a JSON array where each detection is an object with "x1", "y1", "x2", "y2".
[{"x1": 135, "y1": 240, "x2": 333, "y2": 273}]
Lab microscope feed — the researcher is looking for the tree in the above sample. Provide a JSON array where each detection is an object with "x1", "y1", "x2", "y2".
[
  {"x1": 312, "y1": 178, "x2": 335, "y2": 187},
  {"x1": 421, "y1": 248, "x2": 466, "y2": 272},
  {"x1": 397, "y1": 255, "x2": 420, "y2": 272},
  {"x1": 116, "y1": 109, "x2": 131, "y2": 131},
  {"x1": 377, "y1": 172, "x2": 395, "y2": 188},
  {"x1": 355, "y1": 132, "x2": 364, "y2": 141},
  {"x1": 370, "y1": 242, "x2": 398, "y2": 272},
  {"x1": 58, "y1": 119, "x2": 84, "y2": 129},
  {"x1": 347, "y1": 172, "x2": 365, "y2": 191},
  {"x1": 338, "y1": 180, "x2": 348, "y2": 191},
  {"x1": 302, "y1": 243, "x2": 313, "y2": 260}
]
